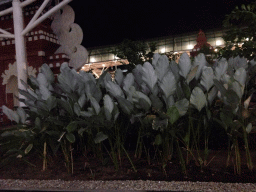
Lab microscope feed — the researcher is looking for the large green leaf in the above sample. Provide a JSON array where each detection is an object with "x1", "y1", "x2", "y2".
[
  {"x1": 39, "y1": 84, "x2": 51, "y2": 100},
  {"x1": 190, "y1": 87, "x2": 207, "y2": 111},
  {"x1": 167, "y1": 105, "x2": 180, "y2": 124},
  {"x1": 159, "y1": 71, "x2": 176, "y2": 99},
  {"x1": 142, "y1": 62, "x2": 158, "y2": 92},
  {"x1": 89, "y1": 96, "x2": 101, "y2": 115},
  {"x1": 214, "y1": 58, "x2": 228, "y2": 80},
  {"x1": 18, "y1": 89, "x2": 37, "y2": 102},
  {"x1": 178, "y1": 52, "x2": 191, "y2": 78},
  {"x1": 74, "y1": 103, "x2": 81, "y2": 116},
  {"x1": 78, "y1": 94, "x2": 86, "y2": 108},
  {"x1": 105, "y1": 81, "x2": 125, "y2": 98},
  {"x1": 2, "y1": 105, "x2": 19, "y2": 123},
  {"x1": 152, "y1": 53, "x2": 161, "y2": 67},
  {"x1": 234, "y1": 67, "x2": 247, "y2": 86},
  {"x1": 174, "y1": 99, "x2": 189, "y2": 116},
  {"x1": 116, "y1": 96, "x2": 133, "y2": 115},
  {"x1": 213, "y1": 79, "x2": 227, "y2": 98},
  {"x1": 200, "y1": 66, "x2": 214, "y2": 91},
  {"x1": 94, "y1": 132, "x2": 108, "y2": 144},
  {"x1": 132, "y1": 64, "x2": 144, "y2": 85},
  {"x1": 115, "y1": 69, "x2": 124, "y2": 86},
  {"x1": 104, "y1": 94, "x2": 114, "y2": 114},
  {"x1": 170, "y1": 60, "x2": 180, "y2": 81},
  {"x1": 123, "y1": 73, "x2": 135, "y2": 93},
  {"x1": 193, "y1": 53, "x2": 207, "y2": 80},
  {"x1": 186, "y1": 65, "x2": 199, "y2": 84},
  {"x1": 208, "y1": 86, "x2": 218, "y2": 105},
  {"x1": 16, "y1": 107, "x2": 27, "y2": 124},
  {"x1": 57, "y1": 99, "x2": 73, "y2": 116},
  {"x1": 41, "y1": 64, "x2": 54, "y2": 84},
  {"x1": 230, "y1": 81, "x2": 243, "y2": 99},
  {"x1": 149, "y1": 94, "x2": 163, "y2": 110},
  {"x1": 155, "y1": 55, "x2": 170, "y2": 81},
  {"x1": 66, "y1": 121, "x2": 77, "y2": 133},
  {"x1": 46, "y1": 96, "x2": 57, "y2": 111},
  {"x1": 66, "y1": 133, "x2": 76, "y2": 143}
]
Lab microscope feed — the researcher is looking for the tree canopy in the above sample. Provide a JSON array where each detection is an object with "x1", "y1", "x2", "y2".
[{"x1": 218, "y1": 2, "x2": 256, "y2": 60}]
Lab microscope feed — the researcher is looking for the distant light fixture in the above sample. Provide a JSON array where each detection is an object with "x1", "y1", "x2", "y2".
[
  {"x1": 216, "y1": 40, "x2": 222, "y2": 46},
  {"x1": 160, "y1": 48, "x2": 166, "y2": 53},
  {"x1": 82, "y1": 66, "x2": 85, "y2": 69},
  {"x1": 214, "y1": 49, "x2": 218, "y2": 52},
  {"x1": 246, "y1": 38, "x2": 249, "y2": 41},
  {"x1": 102, "y1": 64, "x2": 105, "y2": 67},
  {"x1": 187, "y1": 45, "x2": 193, "y2": 49},
  {"x1": 91, "y1": 57, "x2": 96, "y2": 62}
]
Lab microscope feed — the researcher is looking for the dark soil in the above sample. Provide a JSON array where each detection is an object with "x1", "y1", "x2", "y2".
[{"x1": 0, "y1": 150, "x2": 256, "y2": 183}]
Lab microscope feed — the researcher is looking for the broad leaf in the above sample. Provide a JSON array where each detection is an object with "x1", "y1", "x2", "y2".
[
  {"x1": 152, "y1": 53, "x2": 161, "y2": 67},
  {"x1": 123, "y1": 73, "x2": 135, "y2": 93},
  {"x1": 104, "y1": 94, "x2": 114, "y2": 114},
  {"x1": 159, "y1": 71, "x2": 176, "y2": 99},
  {"x1": 78, "y1": 94, "x2": 86, "y2": 108},
  {"x1": 116, "y1": 96, "x2": 133, "y2": 115},
  {"x1": 208, "y1": 86, "x2": 218, "y2": 105},
  {"x1": 214, "y1": 58, "x2": 228, "y2": 80},
  {"x1": 2, "y1": 105, "x2": 19, "y2": 123},
  {"x1": 57, "y1": 99, "x2": 73, "y2": 116},
  {"x1": 94, "y1": 132, "x2": 108, "y2": 144},
  {"x1": 200, "y1": 66, "x2": 214, "y2": 91},
  {"x1": 142, "y1": 62, "x2": 158, "y2": 92},
  {"x1": 170, "y1": 60, "x2": 180, "y2": 81},
  {"x1": 175, "y1": 99, "x2": 189, "y2": 116},
  {"x1": 90, "y1": 96, "x2": 101, "y2": 115},
  {"x1": 155, "y1": 55, "x2": 170, "y2": 81},
  {"x1": 105, "y1": 81, "x2": 124, "y2": 98},
  {"x1": 190, "y1": 87, "x2": 207, "y2": 111},
  {"x1": 186, "y1": 65, "x2": 199, "y2": 84},
  {"x1": 193, "y1": 53, "x2": 207, "y2": 80},
  {"x1": 230, "y1": 81, "x2": 243, "y2": 99},
  {"x1": 167, "y1": 105, "x2": 180, "y2": 124},
  {"x1": 16, "y1": 107, "x2": 27, "y2": 124},
  {"x1": 149, "y1": 94, "x2": 163, "y2": 110},
  {"x1": 41, "y1": 64, "x2": 54, "y2": 84},
  {"x1": 46, "y1": 96, "x2": 57, "y2": 111},
  {"x1": 179, "y1": 52, "x2": 191, "y2": 78},
  {"x1": 66, "y1": 121, "x2": 77, "y2": 133},
  {"x1": 234, "y1": 67, "x2": 247, "y2": 86},
  {"x1": 66, "y1": 133, "x2": 76, "y2": 143},
  {"x1": 115, "y1": 69, "x2": 124, "y2": 86}
]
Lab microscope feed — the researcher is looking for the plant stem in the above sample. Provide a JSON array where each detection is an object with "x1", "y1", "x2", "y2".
[
  {"x1": 121, "y1": 144, "x2": 137, "y2": 172},
  {"x1": 43, "y1": 141, "x2": 47, "y2": 171}
]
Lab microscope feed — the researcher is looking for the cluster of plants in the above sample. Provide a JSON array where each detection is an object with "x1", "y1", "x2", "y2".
[{"x1": 1, "y1": 52, "x2": 256, "y2": 175}]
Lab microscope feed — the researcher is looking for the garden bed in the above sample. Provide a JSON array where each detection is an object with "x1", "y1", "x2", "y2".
[{"x1": 1, "y1": 150, "x2": 256, "y2": 183}]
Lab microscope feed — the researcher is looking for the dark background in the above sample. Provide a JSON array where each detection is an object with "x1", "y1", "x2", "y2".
[{"x1": 68, "y1": 0, "x2": 252, "y2": 48}]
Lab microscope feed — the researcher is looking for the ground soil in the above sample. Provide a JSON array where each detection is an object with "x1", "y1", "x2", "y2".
[{"x1": 0, "y1": 150, "x2": 256, "y2": 183}]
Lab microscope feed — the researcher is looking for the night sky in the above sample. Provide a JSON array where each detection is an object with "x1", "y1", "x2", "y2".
[{"x1": 68, "y1": 0, "x2": 252, "y2": 48}]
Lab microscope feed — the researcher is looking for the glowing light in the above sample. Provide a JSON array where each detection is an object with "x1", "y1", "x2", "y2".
[
  {"x1": 214, "y1": 49, "x2": 218, "y2": 52},
  {"x1": 187, "y1": 44, "x2": 193, "y2": 49},
  {"x1": 246, "y1": 38, "x2": 249, "y2": 41},
  {"x1": 216, "y1": 40, "x2": 223, "y2": 46},
  {"x1": 91, "y1": 57, "x2": 96, "y2": 62},
  {"x1": 102, "y1": 64, "x2": 105, "y2": 67},
  {"x1": 160, "y1": 48, "x2": 166, "y2": 53}
]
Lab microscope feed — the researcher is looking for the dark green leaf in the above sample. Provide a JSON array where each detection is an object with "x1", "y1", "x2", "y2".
[{"x1": 167, "y1": 106, "x2": 180, "y2": 125}]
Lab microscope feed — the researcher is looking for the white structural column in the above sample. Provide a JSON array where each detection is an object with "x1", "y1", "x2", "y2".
[{"x1": 12, "y1": 0, "x2": 27, "y2": 107}]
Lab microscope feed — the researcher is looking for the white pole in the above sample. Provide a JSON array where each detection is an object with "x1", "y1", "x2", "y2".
[
  {"x1": 12, "y1": 0, "x2": 27, "y2": 107},
  {"x1": 22, "y1": 0, "x2": 72, "y2": 36}
]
